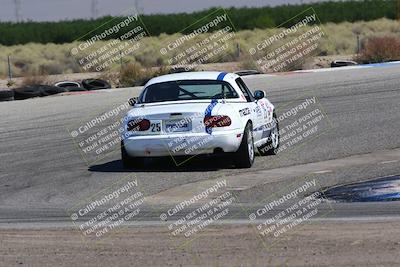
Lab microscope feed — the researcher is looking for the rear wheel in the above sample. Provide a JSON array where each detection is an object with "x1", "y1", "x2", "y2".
[
  {"x1": 233, "y1": 122, "x2": 255, "y2": 168},
  {"x1": 258, "y1": 113, "x2": 279, "y2": 156},
  {"x1": 121, "y1": 141, "x2": 144, "y2": 169}
]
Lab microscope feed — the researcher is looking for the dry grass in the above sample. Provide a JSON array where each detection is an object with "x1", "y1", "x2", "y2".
[
  {"x1": 0, "y1": 18, "x2": 399, "y2": 77},
  {"x1": 355, "y1": 36, "x2": 400, "y2": 63},
  {"x1": 99, "y1": 64, "x2": 171, "y2": 88},
  {"x1": 239, "y1": 55, "x2": 259, "y2": 70},
  {"x1": 119, "y1": 63, "x2": 147, "y2": 87},
  {"x1": 20, "y1": 73, "x2": 52, "y2": 86}
]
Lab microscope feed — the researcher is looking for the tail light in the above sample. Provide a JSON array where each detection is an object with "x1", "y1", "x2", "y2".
[
  {"x1": 127, "y1": 119, "x2": 150, "y2": 131},
  {"x1": 204, "y1": 115, "x2": 232, "y2": 128}
]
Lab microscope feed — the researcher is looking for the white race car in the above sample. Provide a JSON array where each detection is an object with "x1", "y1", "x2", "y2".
[{"x1": 121, "y1": 71, "x2": 279, "y2": 168}]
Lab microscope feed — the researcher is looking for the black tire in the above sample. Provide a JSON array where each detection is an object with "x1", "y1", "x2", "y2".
[
  {"x1": 14, "y1": 86, "x2": 43, "y2": 100},
  {"x1": 14, "y1": 85, "x2": 66, "y2": 100},
  {"x1": 40, "y1": 85, "x2": 67, "y2": 96},
  {"x1": 168, "y1": 67, "x2": 194, "y2": 74},
  {"x1": 54, "y1": 81, "x2": 81, "y2": 88},
  {"x1": 258, "y1": 113, "x2": 280, "y2": 156},
  {"x1": 331, "y1": 60, "x2": 357, "y2": 68},
  {"x1": 233, "y1": 122, "x2": 255, "y2": 168},
  {"x1": 55, "y1": 81, "x2": 85, "y2": 92},
  {"x1": 121, "y1": 141, "x2": 144, "y2": 169},
  {"x1": 82, "y1": 79, "x2": 111, "y2": 90},
  {"x1": 234, "y1": 70, "x2": 262, "y2": 76},
  {"x1": 0, "y1": 89, "x2": 15, "y2": 101}
]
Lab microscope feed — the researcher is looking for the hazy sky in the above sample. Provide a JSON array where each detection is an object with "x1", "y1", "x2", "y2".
[{"x1": 0, "y1": 0, "x2": 333, "y2": 22}]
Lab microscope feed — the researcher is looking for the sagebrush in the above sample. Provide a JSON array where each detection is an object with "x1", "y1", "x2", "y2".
[
  {"x1": 1, "y1": 18, "x2": 399, "y2": 77},
  {"x1": 355, "y1": 36, "x2": 400, "y2": 63}
]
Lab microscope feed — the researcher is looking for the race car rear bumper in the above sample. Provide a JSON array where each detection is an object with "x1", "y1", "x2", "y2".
[{"x1": 123, "y1": 129, "x2": 243, "y2": 157}]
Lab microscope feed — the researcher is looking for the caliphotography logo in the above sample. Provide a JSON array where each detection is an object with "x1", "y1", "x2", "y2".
[
  {"x1": 70, "y1": 8, "x2": 149, "y2": 73},
  {"x1": 246, "y1": 176, "x2": 334, "y2": 250},
  {"x1": 248, "y1": 8, "x2": 326, "y2": 73},
  {"x1": 67, "y1": 174, "x2": 146, "y2": 242}
]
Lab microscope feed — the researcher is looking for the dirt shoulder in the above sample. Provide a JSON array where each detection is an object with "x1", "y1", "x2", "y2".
[{"x1": 1, "y1": 219, "x2": 399, "y2": 266}]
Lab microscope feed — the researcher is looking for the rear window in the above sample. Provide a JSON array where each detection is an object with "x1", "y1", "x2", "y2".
[{"x1": 139, "y1": 80, "x2": 239, "y2": 103}]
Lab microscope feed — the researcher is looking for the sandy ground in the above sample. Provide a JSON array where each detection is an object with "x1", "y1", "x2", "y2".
[{"x1": 1, "y1": 220, "x2": 399, "y2": 267}]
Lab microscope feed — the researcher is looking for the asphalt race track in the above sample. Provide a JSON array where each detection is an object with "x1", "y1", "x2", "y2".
[{"x1": 0, "y1": 64, "x2": 399, "y2": 225}]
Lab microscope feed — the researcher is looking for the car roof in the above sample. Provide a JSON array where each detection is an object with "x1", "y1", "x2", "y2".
[{"x1": 145, "y1": 71, "x2": 240, "y2": 87}]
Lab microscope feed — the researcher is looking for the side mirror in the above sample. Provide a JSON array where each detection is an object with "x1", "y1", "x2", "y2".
[
  {"x1": 128, "y1": 98, "x2": 137, "y2": 106},
  {"x1": 254, "y1": 90, "x2": 265, "y2": 100}
]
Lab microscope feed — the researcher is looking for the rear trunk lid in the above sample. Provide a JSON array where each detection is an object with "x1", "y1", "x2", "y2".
[{"x1": 126, "y1": 100, "x2": 221, "y2": 134}]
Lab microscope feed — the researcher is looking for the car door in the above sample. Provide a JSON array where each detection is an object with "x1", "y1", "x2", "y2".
[{"x1": 235, "y1": 78, "x2": 265, "y2": 142}]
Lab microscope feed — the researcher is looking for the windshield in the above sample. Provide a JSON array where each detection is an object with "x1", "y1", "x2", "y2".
[{"x1": 139, "y1": 80, "x2": 239, "y2": 103}]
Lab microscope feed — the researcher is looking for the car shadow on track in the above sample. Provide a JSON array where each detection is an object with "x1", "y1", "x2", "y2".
[{"x1": 88, "y1": 156, "x2": 235, "y2": 173}]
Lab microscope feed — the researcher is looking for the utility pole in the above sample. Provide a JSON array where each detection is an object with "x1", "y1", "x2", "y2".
[
  {"x1": 91, "y1": 0, "x2": 99, "y2": 19},
  {"x1": 134, "y1": 0, "x2": 139, "y2": 12},
  {"x1": 356, "y1": 34, "x2": 361, "y2": 54},
  {"x1": 7, "y1": 55, "x2": 13, "y2": 81},
  {"x1": 14, "y1": 0, "x2": 22, "y2": 22},
  {"x1": 397, "y1": 0, "x2": 400, "y2": 21},
  {"x1": 134, "y1": 0, "x2": 143, "y2": 14}
]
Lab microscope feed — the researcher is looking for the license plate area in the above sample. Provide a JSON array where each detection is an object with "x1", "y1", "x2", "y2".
[{"x1": 165, "y1": 119, "x2": 192, "y2": 133}]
